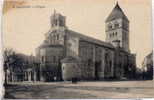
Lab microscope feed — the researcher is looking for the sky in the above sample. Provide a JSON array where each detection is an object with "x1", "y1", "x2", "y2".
[{"x1": 3, "y1": 0, "x2": 153, "y2": 68}]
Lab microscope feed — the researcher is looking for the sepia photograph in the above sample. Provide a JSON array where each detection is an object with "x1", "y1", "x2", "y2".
[{"x1": 2, "y1": 0, "x2": 154, "y2": 99}]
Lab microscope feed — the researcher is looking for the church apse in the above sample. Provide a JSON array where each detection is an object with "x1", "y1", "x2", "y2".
[{"x1": 35, "y1": 3, "x2": 136, "y2": 81}]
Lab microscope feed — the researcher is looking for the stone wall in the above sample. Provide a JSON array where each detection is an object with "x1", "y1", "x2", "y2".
[
  {"x1": 65, "y1": 32, "x2": 79, "y2": 58},
  {"x1": 78, "y1": 40, "x2": 115, "y2": 80},
  {"x1": 62, "y1": 63, "x2": 81, "y2": 81},
  {"x1": 79, "y1": 41, "x2": 95, "y2": 79}
]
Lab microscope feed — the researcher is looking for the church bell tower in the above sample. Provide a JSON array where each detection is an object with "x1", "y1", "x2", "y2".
[
  {"x1": 105, "y1": 2, "x2": 130, "y2": 52},
  {"x1": 50, "y1": 10, "x2": 67, "y2": 31}
]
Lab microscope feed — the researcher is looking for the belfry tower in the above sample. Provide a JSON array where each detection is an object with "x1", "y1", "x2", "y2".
[
  {"x1": 50, "y1": 10, "x2": 67, "y2": 31},
  {"x1": 105, "y1": 2, "x2": 130, "y2": 52}
]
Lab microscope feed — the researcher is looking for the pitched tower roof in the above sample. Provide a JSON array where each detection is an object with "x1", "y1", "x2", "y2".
[{"x1": 106, "y1": 2, "x2": 129, "y2": 22}]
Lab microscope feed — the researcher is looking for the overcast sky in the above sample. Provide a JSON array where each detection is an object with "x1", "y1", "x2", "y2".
[{"x1": 3, "y1": 0, "x2": 152, "y2": 67}]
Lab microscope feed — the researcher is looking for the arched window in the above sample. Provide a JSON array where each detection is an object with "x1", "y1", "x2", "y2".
[
  {"x1": 108, "y1": 23, "x2": 112, "y2": 29},
  {"x1": 115, "y1": 32, "x2": 117, "y2": 36},
  {"x1": 115, "y1": 22, "x2": 119, "y2": 28},
  {"x1": 53, "y1": 56, "x2": 56, "y2": 63},
  {"x1": 105, "y1": 52, "x2": 112, "y2": 74},
  {"x1": 110, "y1": 34, "x2": 112, "y2": 38},
  {"x1": 63, "y1": 66, "x2": 64, "y2": 70},
  {"x1": 57, "y1": 34, "x2": 59, "y2": 40},
  {"x1": 41, "y1": 56, "x2": 45, "y2": 63},
  {"x1": 88, "y1": 59, "x2": 92, "y2": 66},
  {"x1": 52, "y1": 23, "x2": 54, "y2": 27},
  {"x1": 55, "y1": 19, "x2": 58, "y2": 26},
  {"x1": 109, "y1": 60, "x2": 112, "y2": 72},
  {"x1": 53, "y1": 35, "x2": 56, "y2": 44},
  {"x1": 59, "y1": 19, "x2": 64, "y2": 26}
]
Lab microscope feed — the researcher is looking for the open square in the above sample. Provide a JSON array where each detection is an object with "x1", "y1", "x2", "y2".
[{"x1": 5, "y1": 80, "x2": 154, "y2": 99}]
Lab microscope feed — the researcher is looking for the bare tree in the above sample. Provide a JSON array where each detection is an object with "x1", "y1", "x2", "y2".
[{"x1": 3, "y1": 48, "x2": 15, "y2": 85}]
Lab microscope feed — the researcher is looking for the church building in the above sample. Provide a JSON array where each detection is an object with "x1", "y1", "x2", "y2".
[{"x1": 36, "y1": 3, "x2": 136, "y2": 81}]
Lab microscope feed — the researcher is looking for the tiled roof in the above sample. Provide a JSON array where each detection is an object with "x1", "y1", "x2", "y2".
[
  {"x1": 67, "y1": 29, "x2": 114, "y2": 49},
  {"x1": 39, "y1": 44, "x2": 63, "y2": 48},
  {"x1": 61, "y1": 56, "x2": 80, "y2": 63},
  {"x1": 106, "y1": 3, "x2": 129, "y2": 22}
]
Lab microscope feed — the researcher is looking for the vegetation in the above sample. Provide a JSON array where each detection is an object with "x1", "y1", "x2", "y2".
[{"x1": 3, "y1": 48, "x2": 39, "y2": 84}]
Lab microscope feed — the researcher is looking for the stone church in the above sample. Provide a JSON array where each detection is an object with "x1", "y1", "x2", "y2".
[{"x1": 36, "y1": 3, "x2": 136, "y2": 81}]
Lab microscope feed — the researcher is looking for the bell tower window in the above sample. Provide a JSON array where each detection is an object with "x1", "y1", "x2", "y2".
[
  {"x1": 115, "y1": 23, "x2": 119, "y2": 28},
  {"x1": 105, "y1": 3, "x2": 129, "y2": 52},
  {"x1": 108, "y1": 24, "x2": 112, "y2": 29},
  {"x1": 50, "y1": 10, "x2": 66, "y2": 29},
  {"x1": 57, "y1": 34, "x2": 59, "y2": 40},
  {"x1": 55, "y1": 20, "x2": 58, "y2": 26}
]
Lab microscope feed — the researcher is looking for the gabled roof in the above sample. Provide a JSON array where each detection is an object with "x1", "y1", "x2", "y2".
[
  {"x1": 61, "y1": 56, "x2": 80, "y2": 63},
  {"x1": 106, "y1": 2, "x2": 129, "y2": 22},
  {"x1": 67, "y1": 29, "x2": 114, "y2": 49}
]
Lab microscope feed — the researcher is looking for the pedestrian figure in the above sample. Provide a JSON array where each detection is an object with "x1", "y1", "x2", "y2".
[
  {"x1": 72, "y1": 77, "x2": 77, "y2": 84},
  {"x1": 54, "y1": 76, "x2": 57, "y2": 81}
]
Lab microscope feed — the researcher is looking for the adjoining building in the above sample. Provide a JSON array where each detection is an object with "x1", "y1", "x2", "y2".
[
  {"x1": 36, "y1": 3, "x2": 136, "y2": 81},
  {"x1": 4, "y1": 53, "x2": 40, "y2": 83},
  {"x1": 142, "y1": 52, "x2": 153, "y2": 80}
]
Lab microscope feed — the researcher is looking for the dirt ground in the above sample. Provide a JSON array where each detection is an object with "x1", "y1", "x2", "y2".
[{"x1": 4, "y1": 80, "x2": 154, "y2": 99}]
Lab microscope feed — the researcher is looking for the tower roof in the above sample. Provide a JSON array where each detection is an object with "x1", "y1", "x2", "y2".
[{"x1": 106, "y1": 2, "x2": 129, "y2": 22}]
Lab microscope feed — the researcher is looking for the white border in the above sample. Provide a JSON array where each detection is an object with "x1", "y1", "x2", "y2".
[
  {"x1": 0, "y1": 0, "x2": 153, "y2": 99},
  {"x1": 0, "y1": 0, "x2": 4, "y2": 99}
]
